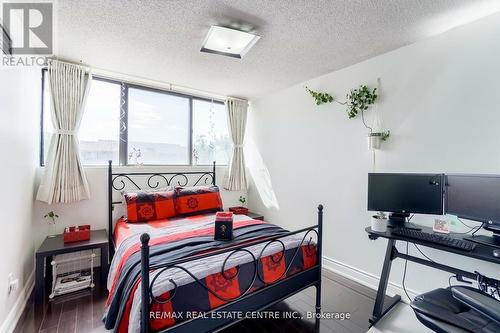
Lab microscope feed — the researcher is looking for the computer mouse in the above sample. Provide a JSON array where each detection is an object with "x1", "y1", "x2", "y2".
[{"x1": 494, "y1": 249, "x2": 500, "y2": 258}]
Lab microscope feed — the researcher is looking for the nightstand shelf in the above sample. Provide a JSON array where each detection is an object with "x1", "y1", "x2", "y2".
[{"x1": 35, "y1": 229, "x2": 109, "y2": 306}]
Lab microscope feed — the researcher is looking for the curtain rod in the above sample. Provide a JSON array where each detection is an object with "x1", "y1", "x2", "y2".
[
  {"x1": 226, "y1": 96, "x2": 248, "y2": 102},
  {"x1": 46, "y1": 58, "x2": 232, "y2": 102}
]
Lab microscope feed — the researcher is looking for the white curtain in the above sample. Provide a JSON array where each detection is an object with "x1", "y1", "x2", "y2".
[
  {"x1": 224, "y1": 98, "x2": 248, "y2": 191},
  {"x1": 36, "y1": 60, "x2": 91, "y2": 204}
]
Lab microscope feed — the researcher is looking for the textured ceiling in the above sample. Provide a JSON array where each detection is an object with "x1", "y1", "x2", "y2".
[{"x1": 55, "y1": 0, "x2": 499, "y2": 99}]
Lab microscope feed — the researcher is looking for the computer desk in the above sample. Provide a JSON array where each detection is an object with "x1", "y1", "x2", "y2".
[{"x1": 365, "y1": 225, "x2": 500, "y2": 327}]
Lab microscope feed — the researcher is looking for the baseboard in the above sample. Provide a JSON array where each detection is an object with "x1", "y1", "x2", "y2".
[
  {"x1": 0, "y1": 270, "x2": 35, "y2": 333},
  {"x1": 322, "y1": 256, "x2": 419, "y2": 304}
]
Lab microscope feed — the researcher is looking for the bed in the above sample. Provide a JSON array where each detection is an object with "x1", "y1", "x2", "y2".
[{"x1": 105, "y1": 161, "x2": 323, "y2": 333}]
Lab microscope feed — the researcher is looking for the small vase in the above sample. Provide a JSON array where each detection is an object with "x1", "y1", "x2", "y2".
[{"x1": 48, "y1": 223, "x2": 57, "y2": 238}]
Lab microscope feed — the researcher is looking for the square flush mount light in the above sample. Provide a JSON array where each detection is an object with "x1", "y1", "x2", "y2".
[{"x1": 201, "y1": 26, "x2": 260, "y2": 59}]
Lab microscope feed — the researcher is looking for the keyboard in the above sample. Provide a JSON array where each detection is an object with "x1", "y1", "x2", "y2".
[{"x1": 391, "y1": 228, "x2": 476, "y2": 251}]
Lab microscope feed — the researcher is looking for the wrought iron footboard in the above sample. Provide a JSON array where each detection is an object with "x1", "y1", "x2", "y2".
[
  {"x1": 106, "y1": 161, "x2": 324, "y2": 332},
  {"x1": 139, "y1": 205, "x2": 324, "y2": 333}
]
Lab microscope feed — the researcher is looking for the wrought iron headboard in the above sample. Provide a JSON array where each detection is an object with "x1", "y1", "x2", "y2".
[{"x1": 107, "y1": 160, "x2": 216, "y2": 255}]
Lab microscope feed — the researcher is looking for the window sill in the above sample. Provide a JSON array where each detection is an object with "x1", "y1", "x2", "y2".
[{"x1": 38, "y1": 164, "x2": 228, "y2": 169}]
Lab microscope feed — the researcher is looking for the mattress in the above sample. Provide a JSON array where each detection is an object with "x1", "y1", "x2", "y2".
[{"x1": 105, "y1": 213, "x2": 317, "y2": 333}]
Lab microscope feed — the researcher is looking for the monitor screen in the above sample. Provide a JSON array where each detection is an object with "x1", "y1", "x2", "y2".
[
  {"x1": 445, "y1": 174, "x2": 500, "y2": 232},
  {"x1": 368, "y1": 173, "x2": 444, "y2": 215}
]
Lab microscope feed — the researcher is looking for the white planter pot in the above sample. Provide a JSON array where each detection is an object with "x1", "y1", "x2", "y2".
[
  {"x1": 367, "y1": 133, "x2": 382, "y2": 150},
  {"x1": 371, "y1": 216, "x2": 388, "y2": 232}
]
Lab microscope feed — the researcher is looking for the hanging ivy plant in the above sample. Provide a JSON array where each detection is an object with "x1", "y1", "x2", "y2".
[
  {"x1": 305, "y1": 83, "x2": 387, "y2": 134},
  {"x1": 305, "y1": 86, "x2": 334, "y2": 105},
  {"x1": 305, "y1": 82, "x2": 390, "y2": 146},
  {"x1": 346, "y1": 85, "x2": 378, "y2": 119}
]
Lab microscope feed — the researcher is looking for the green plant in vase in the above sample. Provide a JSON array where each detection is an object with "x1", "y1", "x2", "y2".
[
  {"x1": 305, "y1": 83, "x2": 390, "y2": 149},
  {"x1": 44, "y1": 211, "x2": 59, "y2": 238},
  {"x1": 239, "y1": 196, "x2": 247, "y2": 207}
]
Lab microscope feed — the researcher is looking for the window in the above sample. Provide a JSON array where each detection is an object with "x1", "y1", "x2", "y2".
[
  {"x1": 41, "y1": 70, "x2": 231, "y2": 166},
  {"x1": 42, "y1": 74, "x2": 121, "y2": 165},
  {"x1": 41, "y1": 73, "x2": 51, "y2": 165},
  {"x1": 128, "y1": 87, "x2": 190, "y2": 165},
  {"x1": 192, "y1": 100, "x2": 231, "y2": 165},
  {"x1": 79, "y1": 80, "x2": 121, "y2": 165}
]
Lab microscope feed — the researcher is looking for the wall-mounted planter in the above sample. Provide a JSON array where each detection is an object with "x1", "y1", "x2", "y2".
[
  {"x1": 368, "y1": 133, "x2": 382, "y2": 150},
  {"x1": 367, "y1": 131, "x2": 390, "y2": 150}
]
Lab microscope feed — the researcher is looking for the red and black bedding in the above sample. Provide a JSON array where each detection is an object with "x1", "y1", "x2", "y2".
[{"x1": 104, "y1": 213, "x2": 317, "y2": 333}]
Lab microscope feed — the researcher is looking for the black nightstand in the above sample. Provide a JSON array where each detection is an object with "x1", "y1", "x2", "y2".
[
  {"x1": 35, "y1": 229, "x2": 109, "y2": 306},
  {"x1": 248, "y1": 212, "x2": 264, "y2": 221}
]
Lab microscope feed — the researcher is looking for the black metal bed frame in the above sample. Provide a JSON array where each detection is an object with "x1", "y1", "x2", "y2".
[{"x1": 107, "y1": 161, "x2": 323, "y2": 333}]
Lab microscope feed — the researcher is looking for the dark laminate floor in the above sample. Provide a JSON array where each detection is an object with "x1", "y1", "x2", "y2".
[{"x1": 14, "y1": 270, "x2": 391, "y2": 333}]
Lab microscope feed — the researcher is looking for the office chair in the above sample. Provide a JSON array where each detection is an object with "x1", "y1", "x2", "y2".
[{"x1": 410, "y1": 286, "x2": 500, "y2": 332}]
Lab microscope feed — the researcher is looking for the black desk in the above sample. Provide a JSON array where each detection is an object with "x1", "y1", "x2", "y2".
[
  {"x1": 35, "y1": 229, "x2": 109, "y2": 306},
  {"x1": 366, "y1": 226, "x2": 500, "y2": 326}
]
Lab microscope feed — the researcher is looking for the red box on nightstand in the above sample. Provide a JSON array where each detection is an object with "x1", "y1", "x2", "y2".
[
  {"x1": 63, "y1": 225, "x2": 91, "y2": 244},
  {"x1": 229, "y1": 207, "x2": 249, "y2": 215}
]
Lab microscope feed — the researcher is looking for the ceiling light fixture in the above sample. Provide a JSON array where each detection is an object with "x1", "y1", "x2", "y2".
[{"x1": 201, "y1": 26, "x2": 260, "y2": 59}]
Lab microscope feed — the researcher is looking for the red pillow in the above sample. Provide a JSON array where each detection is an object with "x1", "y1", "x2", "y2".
[
  {"x1": 174, "y1": 185, "x2": 223, "y2": 216},
  {"x1": 122, "y1": 189, "x2": 176, "y2": 223}
]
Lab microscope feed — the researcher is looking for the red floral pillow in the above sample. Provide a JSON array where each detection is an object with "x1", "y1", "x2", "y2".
[
  {"x1": 174, "y1": 185, "x2": 223, "y2": 216},
  {"x1": 122, "y1": 189, "x2": 176, "y2": 223}
]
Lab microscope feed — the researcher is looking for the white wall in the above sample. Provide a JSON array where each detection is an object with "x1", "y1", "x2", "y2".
[
  {"x1": 0, "y1": 67, "x2": 41, "y2": 331},
  {"x1": 246, "y1": 12, "x2": 500, "y2": 299},
  {"x1": 33, "y1": 166, "x2": 246, "y2": 249}
]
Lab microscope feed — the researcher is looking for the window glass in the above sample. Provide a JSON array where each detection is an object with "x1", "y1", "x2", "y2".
[
  {"x1": 79, "y1": 80, "x2": 121, "y2": 165},
  {"x1": 192, "y1": 100, "x2": 231, "y2": 165},
  {"x1": 41, "y1": 73, "x2": 229, "y2": 167},
  {"x1": 42, "y1": 73, "x2": 52, "y2": 164},
  {"x1": 127, "y1": 88, "x2": 190, "y2": 165}
]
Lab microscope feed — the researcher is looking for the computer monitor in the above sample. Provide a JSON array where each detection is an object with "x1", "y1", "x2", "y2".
[
  {"x1": 445, "y1": 174, "x2": 500, "y2": 247},
  {"x1": 368, "y1": 173, "x2": 444, "y2": 225}
]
